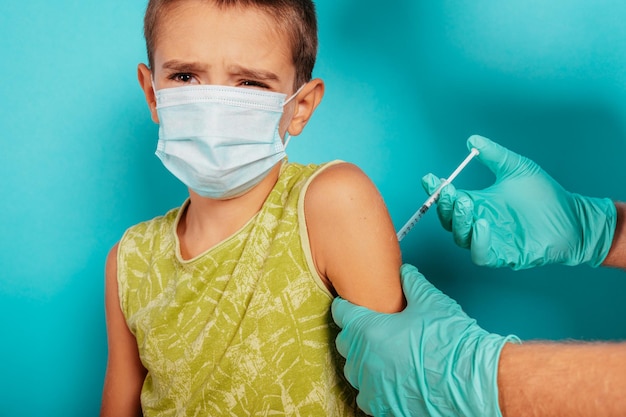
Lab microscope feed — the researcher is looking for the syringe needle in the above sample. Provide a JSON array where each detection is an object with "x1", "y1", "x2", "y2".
[{"x1": 396, "y1": 148, "x2": 479, "y2": 242}]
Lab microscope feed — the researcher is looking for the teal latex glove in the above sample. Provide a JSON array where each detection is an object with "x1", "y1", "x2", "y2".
[
  {"x1": 332, "y1": 264, "x2": 518, "y2": 417},
  {"x1": 422, "y1": 135, "x2": 616, "y2": 269}
]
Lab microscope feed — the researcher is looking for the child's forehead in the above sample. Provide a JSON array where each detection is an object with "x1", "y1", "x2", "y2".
[
  {"x1": 156, "y1": 1, "x2": 288, "y2": 42},
  {"x1": 154, "y1": 1, "x2": 293, "y2": 60}
]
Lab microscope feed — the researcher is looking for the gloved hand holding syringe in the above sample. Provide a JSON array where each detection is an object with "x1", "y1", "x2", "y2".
[{"x1": 396, "y1": 147, "x2": 479, "y2": 241}]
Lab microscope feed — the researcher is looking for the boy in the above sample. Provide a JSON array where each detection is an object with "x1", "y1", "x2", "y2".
[{"x1": 101, "y1": 0, "x2": 404, "y2": 415}]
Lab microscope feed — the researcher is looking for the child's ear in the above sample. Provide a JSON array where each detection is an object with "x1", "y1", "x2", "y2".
[
  {"x1": 137, "y1": 63, "x2": 159, "y2": 124},
  {"x1": 288, "y1": 78, "x2": 324, "y2": 136}
]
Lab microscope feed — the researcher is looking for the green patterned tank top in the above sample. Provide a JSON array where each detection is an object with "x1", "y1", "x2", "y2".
[{"x1": 117, "y1": 161, "x2": 364, "y2": 416}]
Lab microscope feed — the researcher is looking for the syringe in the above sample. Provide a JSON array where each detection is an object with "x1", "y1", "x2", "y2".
[{"x1": 396, "y1": 148, "x2": 479, "y2": 242}]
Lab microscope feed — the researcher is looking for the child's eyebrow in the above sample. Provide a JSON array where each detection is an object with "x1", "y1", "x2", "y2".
[
  {"x1": 228, "y1": 65, "x2": 280, "y2": 82},
  {"x1": 159, "y1": 61, "x2": 280, "y2": 83},
  {"x1": 161, "y1": 60, "x2": 208, "y2": 73}
]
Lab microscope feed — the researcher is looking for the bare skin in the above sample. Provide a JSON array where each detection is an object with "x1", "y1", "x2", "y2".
[
  {"x1": 100, "y1": 243, "x2": 145, "y2": 417},
  {"x1": 498, "y1": 342, "x2": 626, "y2": 417},
  {"x1": 497, "y1": 202, "x2": 626, "y2": 417},
  {"x1": 100, "y1": 1, "x2": 403, "y2": 415},
  {"x1": 602, "y1": 202, "x2": 626, "y2": 268}
]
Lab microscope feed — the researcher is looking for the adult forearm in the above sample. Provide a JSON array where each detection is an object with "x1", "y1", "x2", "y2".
[
  {"x1": 497, "y1": 341, "x2": 626, "y2": 417},
  {"x1": 602, "y1": 202, "x2": 626, "y2": 269}
]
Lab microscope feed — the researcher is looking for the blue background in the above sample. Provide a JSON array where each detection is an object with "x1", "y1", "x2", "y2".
[{"x1": 2, "y1": 1, "x2": 626, "y2": 414}]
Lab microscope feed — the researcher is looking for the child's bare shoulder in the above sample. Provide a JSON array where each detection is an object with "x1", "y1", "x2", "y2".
[
  {"x1": 306, "y1": 161, "x2": 377, "y2": 204},
  {"x1": 305, "y1": 162, "x2": 404, "y2": 313}
]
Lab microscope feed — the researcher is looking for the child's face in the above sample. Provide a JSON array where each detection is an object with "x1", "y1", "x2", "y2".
[{"x1": 144, "y1": 0, "x2": 298, "y2": 134}]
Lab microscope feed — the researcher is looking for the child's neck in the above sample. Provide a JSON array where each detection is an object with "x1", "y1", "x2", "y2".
[{"x1": 177, "y1": 164, "x2": 282, "y2": 260}]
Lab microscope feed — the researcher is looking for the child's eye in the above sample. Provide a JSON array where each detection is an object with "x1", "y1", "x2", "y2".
[
  {"x1": 169, "y1": 73, "x2": 198, "y2": 84},
  {"x1": 240, "y1": 80, "x2": 270, "y2": 89}
]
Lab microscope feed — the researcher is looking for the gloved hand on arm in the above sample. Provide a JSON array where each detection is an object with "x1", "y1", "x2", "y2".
[
  {"x1": 422, "y1": 135, "x2": 617, "y2": 269},
  {"x1": 332, "y1": 264, "x2": 519, "y2": 417}
]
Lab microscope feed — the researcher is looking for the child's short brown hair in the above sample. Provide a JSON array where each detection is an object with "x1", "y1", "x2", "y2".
[{"x1": 143, "y1": 0, "x2": 318, "y2": 89}]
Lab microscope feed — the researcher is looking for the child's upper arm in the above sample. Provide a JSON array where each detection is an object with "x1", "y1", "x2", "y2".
[
  {"x1": 101, "y1": 243, "x2": 145, "y2": 417},
  {"x1": 305, "y1": 162, "x2": 405, "y2": 313}
]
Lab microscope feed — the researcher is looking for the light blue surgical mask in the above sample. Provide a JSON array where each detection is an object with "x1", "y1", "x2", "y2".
[{"x1": 153, "y1": 83, "x2": 302, "y2": 199}]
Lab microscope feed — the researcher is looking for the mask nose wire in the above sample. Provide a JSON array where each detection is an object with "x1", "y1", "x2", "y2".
[
  {"x1": 152, "y1": 80, "x2": 304, "y2": 105},
  {"x1": 151, "y1": 80, "x2": 303, "y2": 147}
]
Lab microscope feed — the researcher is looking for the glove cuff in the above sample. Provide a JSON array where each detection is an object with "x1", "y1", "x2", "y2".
[
  {"x1": 451, "y1": 332, "x2": 520, "y2": 417},
  {"x1": 573, "y1": 195, "x2": 617, "y2": 267},
  {"x1": 477, "y1": 334, "x2": 521, "y2": 417}
]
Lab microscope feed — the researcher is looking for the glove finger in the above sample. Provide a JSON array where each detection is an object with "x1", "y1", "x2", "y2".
[
  {"x1": 399, "y1": 263, "x2": 425, "y2": 296},
  {"x1": 436, "y1": 180, "x2": 458, "y2": 232},
  {"x1": 337, "y1": 338, "x2": 360, "y2": 390},
  {"x1": 421, "y1": 172, "x2": 443, "y2": 196},
  {"x1": 400, "y1": 263, "x2": 445, "y2": 309},
  {"x1": 331, "y1": 297, "x2": 375, "y2": 359},
  {"x1": 421, "y1": 173, "x2": 456, "y2": 231},
  {"x1": 331, "y1": 296, "x2": 367, "y2": 330},
  {"x1": 467, "y1": 134, "x2": 526, "y2": 181},
  {"x1": 355, "y1": 392, "x2": 376, "y2": 416},
  {"x1": 470, "y1": 218, "x2": 498, "y2": 267},
  {"x1": 401, "y1": 264, "x2": 469, "y2": 328},
  {"x1": 332, "y1": 305, "x2": 374, "y2": 392},
  {"x1": 451, "y1": 195, "x2": 474, "y2": 249}
]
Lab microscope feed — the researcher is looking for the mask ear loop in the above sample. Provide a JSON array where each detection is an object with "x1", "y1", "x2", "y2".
[
  {"x1": 151, "y1": 77, "x2": 158, "y2": 98},
  {"x1": 283, "y1": 132, "x2": 293, "y2": 148},
  {"x1": 284, "y1": 84, "x2": 306, "y2": 105},
  {"x1": 282, "y1": 84, "x2": 307, "y2": 148}
]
